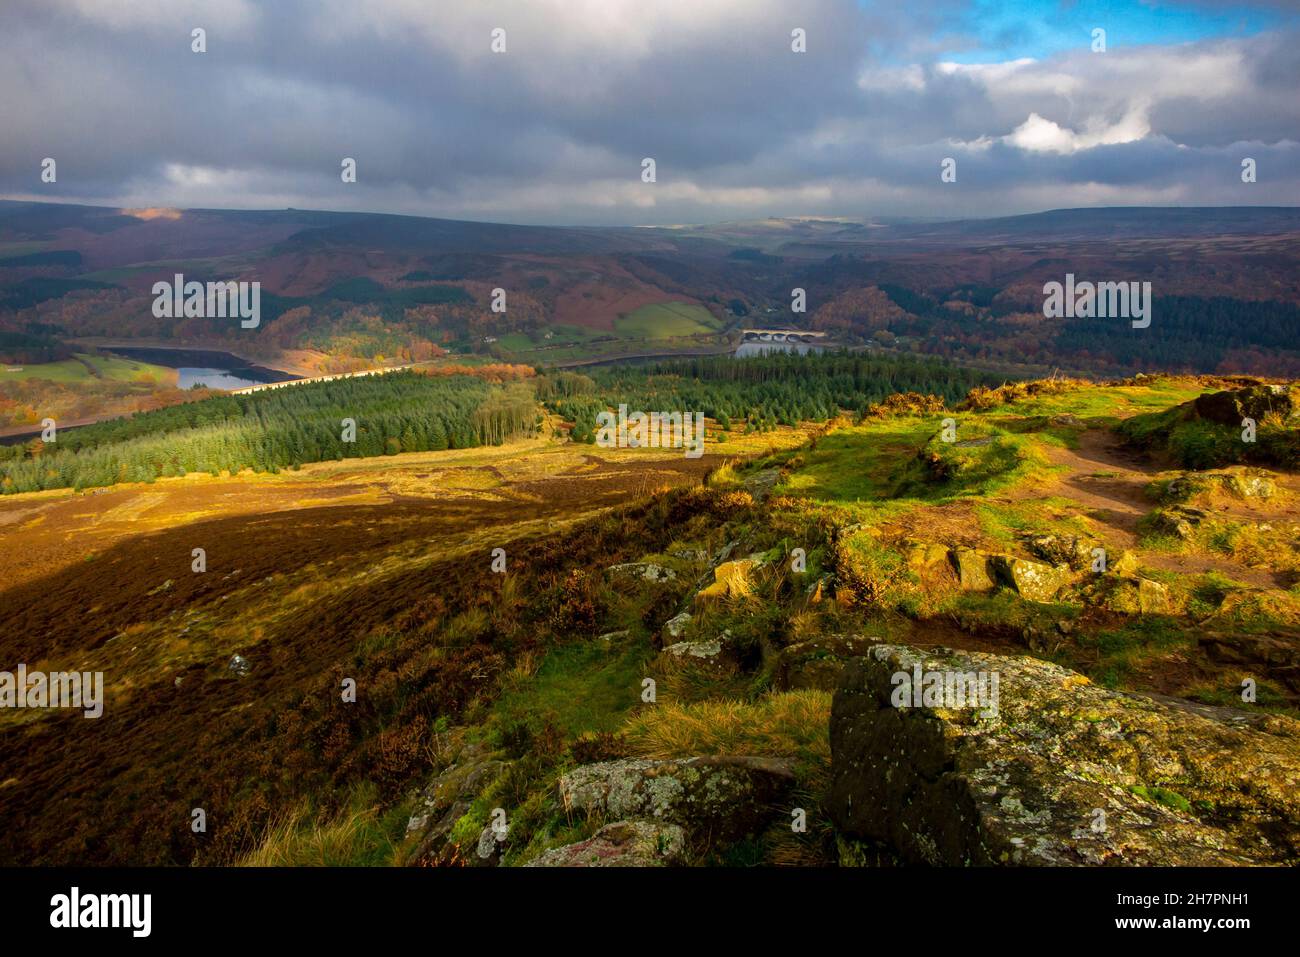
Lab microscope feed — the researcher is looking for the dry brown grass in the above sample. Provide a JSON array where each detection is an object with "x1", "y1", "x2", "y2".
[{"x1": 621, "y1": 690, "x2": 831, "y2": 769}]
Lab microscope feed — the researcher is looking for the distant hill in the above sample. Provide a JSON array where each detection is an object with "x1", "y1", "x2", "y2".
[{"x1": 1, "y1": 200, "x2": 1298, "y2": 377}]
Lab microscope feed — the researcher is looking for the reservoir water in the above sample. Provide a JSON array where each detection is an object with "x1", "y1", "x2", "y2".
[{"x1": 104, "y1": 347, "x2": 299, "y2": 390}]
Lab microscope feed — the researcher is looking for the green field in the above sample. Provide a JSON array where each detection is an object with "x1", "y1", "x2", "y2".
[
  {"x1": 494, "y1": 325, "x2": 602, "y2": 354},
  {"x1": 614, "y1": 301, "x2": 723, "y2": 338},
  {"x1": 1, "y1": 352, "x2": 177, "y2": 385}
]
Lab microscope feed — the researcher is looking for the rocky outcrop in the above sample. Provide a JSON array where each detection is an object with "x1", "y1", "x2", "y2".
[
  {"x1": 405, "y1": 742, "x2": 507, "y2": 866},
  {"x1": 661, "y1": 611, "x2": 692, "y2": 642},
  {"x1": 662, "y1": 631, "x2": 731, "y2": 669},
  {"x1": 524, "y1": 821, "x2": 686, "y2": 867},
  {"x1": 774, "y1": 633, "x2": 879, "y2": 691},
  {"x1": 902, "y1": 540, "x2": 949, "y2": 569},
  {"x1": 949, "y1": 549, "x2": 994, "y2": 591},
  {"x1": 1079, "y1": 575, "x2": 1170, "y2": 614},
  {"x1": 988, "y1": 555, "x2": 1071, "y2": 602},
  {"x1": 830, "y1": 643, "x2": 1300, "y2": 865},
  {"x1": 1199, "y1": 631, "x2": 1300, "y2": 692},
  {"x1": 1023, "y1": 534, "x2": 1097, "y2": 570},
  {"x1": 1162, "y1": 468, "x2": 1279, "y2": 504},
  {"x1": 1193, "y1": 384, "x2": 1295, "y2": 426},
  {"x1": 606, "y1": 562, "x2": 676, "y2": 583},
  {"x1": 742, "y1": 467, "x2": 782, "y2": 501},
  {"x1": 663, "y1": 638, "x2": 724, "y2": 660},
  {"x1": 559, "y1": 755, "x2": 796, "y2": 840},
  {"x1": 1110, "y1": 550, "x2": 1140, "y2": 576},
  {"x1": 694, "y1": 559, "x2": 757, "y2": 604},
  {"x1": 1147, "y1": 506, "x2": 1207, "y2": 540}
]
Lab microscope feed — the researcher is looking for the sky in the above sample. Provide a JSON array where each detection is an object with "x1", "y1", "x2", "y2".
[{"x1": 0, "y1": 0, "x2": 1297, "y2": 226}]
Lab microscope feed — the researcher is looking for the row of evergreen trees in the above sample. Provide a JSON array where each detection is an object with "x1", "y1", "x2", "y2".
[
  {"x1": 1, "y1": 352, "x2": 1000, "y2": 494},
  {"x1": 543, "y1": 351, "x2": 1001, "y2": 439},
  {"x1": 0, "y1": 372, "x2": 536, "y2": 494}
]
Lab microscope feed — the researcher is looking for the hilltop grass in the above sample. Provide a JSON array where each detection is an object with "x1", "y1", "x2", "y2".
[
  {"x1": 777, "y1": 417, "x2": 1054, "y2": 508},
  {"x1": 775, "y1": 419, "x2": 931, "y2": 504},
  {"x1": 963, "y1": 379, "x2": 1205, "y2": 421}
]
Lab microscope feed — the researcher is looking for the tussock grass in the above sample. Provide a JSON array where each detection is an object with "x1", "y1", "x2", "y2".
[
  {"x1": 240, "y1": 790, "x2": 408, "y2": 867},
  {"x1": 622, "y1": 690, "x2": 831, "y2": 772}
]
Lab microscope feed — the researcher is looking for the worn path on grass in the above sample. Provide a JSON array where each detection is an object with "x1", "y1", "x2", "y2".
[{"x1": 1010, "y1": 426, "x2": 1294, "y2": 587}]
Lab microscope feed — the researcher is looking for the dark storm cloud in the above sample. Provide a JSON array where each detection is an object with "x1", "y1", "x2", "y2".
[{"x1": 0, "y1": 0, "x2": 1295, "y2": 224}]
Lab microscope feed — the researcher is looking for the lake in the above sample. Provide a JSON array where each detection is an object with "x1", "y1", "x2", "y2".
[{"x1": 105, "y1": 347, "x2": 299, "y2": 390}]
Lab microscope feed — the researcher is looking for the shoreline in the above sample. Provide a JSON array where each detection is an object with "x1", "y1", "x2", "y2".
[{"x1": 64, "y1": 338, "x2": 317, "y2": 378}]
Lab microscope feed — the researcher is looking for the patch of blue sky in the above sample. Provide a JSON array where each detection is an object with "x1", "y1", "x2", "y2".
[{"x1": 878, "y1": 0, "x2": 1291, "y2": 64}]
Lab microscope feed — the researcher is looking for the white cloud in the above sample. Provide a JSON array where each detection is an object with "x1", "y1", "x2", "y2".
[{"x1": 1005, "y1": 103, "x2": 1151, "y2": 154}]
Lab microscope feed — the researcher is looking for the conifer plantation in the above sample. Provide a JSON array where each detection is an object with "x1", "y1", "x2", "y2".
[{"x1": 0, "y1": 372, "x2": 536, "y2": 494}]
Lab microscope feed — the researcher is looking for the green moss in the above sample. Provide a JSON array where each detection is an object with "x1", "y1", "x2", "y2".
[{"x1": 1130, "y1": 785, "x2": 1194, "y2": 815}]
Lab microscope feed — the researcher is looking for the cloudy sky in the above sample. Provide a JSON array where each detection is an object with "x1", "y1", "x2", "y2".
[{"x1": 1, "y1": 0, "x2": 1297, "y2": 225}]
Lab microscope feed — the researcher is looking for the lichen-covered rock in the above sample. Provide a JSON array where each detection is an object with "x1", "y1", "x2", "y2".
[
  {"x1": 1207, "y1": 587, "x2": 1300, "y2": 628},
  {"x1": 1024, "y1": 535, "x2": 1096, "y2": 570},
  {"x1": 989, "y1": 555, "x2": 1071, "y2": 602},
  {"x1": 949, "y1": 549, "x2": 995, "y2": 591},
  {"x1": 1193, "y1": 384, "x2": 1295, "y2": 426},
  {"x1": 661, "y1": 611, "x2": 692, "y2": 641},
  {"x1": 405, "y1": 743, "x2": 507, "y2": 866},
  {"x1": 775, "y1": 633, "x2": 879, "y2": 691},
  {"x1": 524, "y1": 821, "x2": 686, "y2": 867},
  {"x1": 1135, "y1": 577, "x2": 1170, "y2": 613},
  {"x1": 606, "y1": 562, "x2": 676, "y2": 583},
  {"x1": 1147, "y1": 506, "x2": 1206, "y2": 540},
  {"x1": 663, "y1": 637, "x2": 725, "y2": 662},
  {"x1": 1110, "y1": 550, "x2": 1140, "y2": 576},
  {"x1": 1226, "y1": 469, "x2": 1280, "y2": 500},
  {"x1": 670, "y1": 547, "x2": 710, "y2": 562},
  {"x1": 559, "y1": 755, "x2": 796, "y2": 840},
  {"x1": 1079, "y1": 575, "x2": 1170, "y2": 614},
  {"x1": 902, "y1": 540, "x2": 950, "y2": 569},
  {"x1": 830, "y1": 643, "x2": 1300, "y2": 865},
  {"x1": 1163, "y1": 468, "x2": 1279, "y2": 504}
]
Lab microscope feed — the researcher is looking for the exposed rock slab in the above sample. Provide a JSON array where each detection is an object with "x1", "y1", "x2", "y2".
[
  {"x1": 989, "y1": 555, "x2": 1071, "y2": 602},
  {"x1": 695, "y1": 559, "x2": 757, "y2": 603},
  {"x1": 830, "y1": 643, "x2": 1300, "y2": 865},
  {"x1": 949, "y1": 549, "x2": 994, "y2": 591},
  {"x1": 559, "y1": 755, "x2": 796, "y2": 840},
  {"x1": 405, "y1": 743, "x2": 507, "y2": 866},
  {"x1": 606, "y1": 562, "x2": 676, "y2": 583},
  {"x1": 1079, "y1": 575, "x2": 1170, "y2": 614},
  {"x1": 775, "y1": 633, "x2": 879, "y2": 691},
  {"x1": 524, "y1": 821, "x2": 686, "y2": 867},
  {"x1": 1193, "y1": 385, "x2": 1295, "y2": 426}
]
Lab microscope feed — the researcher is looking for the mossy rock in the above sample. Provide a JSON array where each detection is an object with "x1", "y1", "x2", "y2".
[
  {"x1": 949, "y1": 548, "x2": 995, "y2": 591},
  {"x1": 524, "y1": 821, "x2": 686, "y2": 867},
  {"x1": 830, "y1": 643, "x2": 1300, "y2": 865},
  {"x1": 988, "y1": 555, "x2": 1072, "y2": 602},
  {"x1": 558, "y1": 755, "x2": 796, "y2": 841}
]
